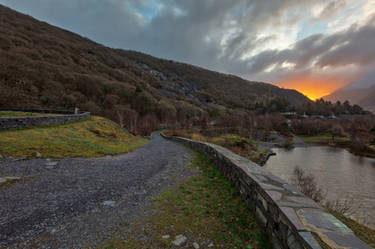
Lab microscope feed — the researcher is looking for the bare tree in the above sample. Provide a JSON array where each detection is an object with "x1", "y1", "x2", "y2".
[
  {"x1": 325, "y1": 195, "x2": 361, "y2": 216},
  {"x1": 290, "y1": 166, "x2": 325, "y2": 203}
]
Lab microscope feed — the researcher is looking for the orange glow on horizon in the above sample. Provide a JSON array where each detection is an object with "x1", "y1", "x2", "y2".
[{"x1": 277, "y1": 76, "x2": 348, "y2": 101}]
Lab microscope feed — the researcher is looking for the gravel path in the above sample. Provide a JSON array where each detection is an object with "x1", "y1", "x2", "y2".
[{"x1": 0, "y1": 133, "x2": 194, "y2": 249}]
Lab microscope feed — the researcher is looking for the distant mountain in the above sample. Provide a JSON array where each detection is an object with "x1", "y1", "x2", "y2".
[
  {"x1": 358, "y1": 85, "x2": 375, "y2": 112},
  {"x1": 324, "y1": 71, "x2": 375, "y2": 112},
  {"x1": 0, "y1": 4, "x2": 311, "y2": 126}
]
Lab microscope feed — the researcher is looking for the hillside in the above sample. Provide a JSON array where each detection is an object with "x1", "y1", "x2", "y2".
[
  {"x1": 0, "y1": 5, "x2": 310, "y2": 132},
  {"x1": 358, "y1": 87, "x2": 375, "y2": 112},
  {"x1": 324, "y1": 71, "x2": 375, "y2": 112}
]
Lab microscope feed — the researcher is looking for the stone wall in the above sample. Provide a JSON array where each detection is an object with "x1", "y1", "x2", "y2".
[
  {"x1": 0, "y1": 109, "x2": 90, "y2": 131},
  {"x1": 162, "y1": 134, "x2": 372, "y2": 249}
]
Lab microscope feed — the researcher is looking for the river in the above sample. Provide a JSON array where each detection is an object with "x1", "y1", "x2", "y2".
[{"x1": 264, "y1": 146, "x2": 375, "y2": 229}]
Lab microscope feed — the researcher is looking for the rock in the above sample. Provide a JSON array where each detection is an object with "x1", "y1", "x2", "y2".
[
  {"x1": 46, "y1": 162, "x2": 58, "y2": 167},
  {"x1": 172, "y1": 235, "x2": 187, "y2": 246},
  {"x1": 208, "y1": 242, "x2": 214, "y2": 247},
  {"x1": 0, "y1": 155, "x2": 3, "y2": 159},
  {"x1": 103, "y1": 200, "x2": 116, "y2": 207},
  {"x1": 193, "y1": 242, "x2": 200, "y2": 249},
  {"x1": 35, "y1": 152, "x2": 42, "y2": 158},
  {"x1": 162, "y1": 235, "x2": 170, "y2": 239},
  {"x1": 5, "y1": 176, "x2": 21, "y2": 182}
]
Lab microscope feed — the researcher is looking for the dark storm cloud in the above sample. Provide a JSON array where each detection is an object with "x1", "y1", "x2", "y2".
[
  {"x1": 0, "y1": 0, "x2": 312, "y2": 69},
  {"x1": 0, "y1": 0, "x2": 374, "y2": 84}
]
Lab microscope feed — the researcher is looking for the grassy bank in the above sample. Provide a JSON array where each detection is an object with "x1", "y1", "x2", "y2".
[
  {"x1": 0, "y1": 116, "x2": 148, "y2": 158},
  {"x1": 0, "y1": 111, "x2": 58, "y2": 117},
  {"x1": 300, "y1": 134, "x2": 375, "y2": 158},
  {"x1": 105, "y1": 153, "x2": 271, "y2": 249},
  {"x1": 300, "y1": 134, "x2": 350, "y2": 144}
]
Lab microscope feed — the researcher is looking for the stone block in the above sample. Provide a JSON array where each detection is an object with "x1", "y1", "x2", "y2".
[
  {"x1": 284, "y1": 196, "x2": 322, "y2": 209},
  {"x1": 298, "y1": 232, "x2": 322, "y2": 249},
  {"x1": 297, "y1": 210, "x2": 351, "y2": 233},
  {"x1": 256, "y1": 207, "x2": 267, "y2": 227},
  {"x1": 323, "y1": 231, "x2": 372, "y2": 249},
  {"x1": 266, "y1": 190, "x2": 283, "y2": 202},
  {"x1": 280, "y1": 207, "x2": 305, "y2": 231}
]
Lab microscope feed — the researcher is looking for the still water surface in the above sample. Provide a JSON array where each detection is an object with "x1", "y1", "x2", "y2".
[{"x1": 264, "y1": 146, "x2": 375, "y2": 228}]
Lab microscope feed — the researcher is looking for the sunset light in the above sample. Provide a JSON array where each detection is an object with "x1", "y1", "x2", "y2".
[{"x1": 277, "y1": 76, "x2": 348, "y2": 100}]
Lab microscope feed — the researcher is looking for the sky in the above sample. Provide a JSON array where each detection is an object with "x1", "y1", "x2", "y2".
[{"x1": 1, "y1": 0, "x2": 375, "y2": 100}]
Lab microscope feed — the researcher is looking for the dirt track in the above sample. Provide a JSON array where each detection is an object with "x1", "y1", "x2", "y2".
[{"x1": 0, "y1": 133, "x2": 193, "y2": 248}]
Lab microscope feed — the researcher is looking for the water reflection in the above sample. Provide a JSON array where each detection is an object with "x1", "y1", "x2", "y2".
[{"x1": 264, "y1": 146, "x2": 375, "y2": 228}]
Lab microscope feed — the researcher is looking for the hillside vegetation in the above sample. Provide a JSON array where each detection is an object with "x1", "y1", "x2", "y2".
[
  {"x1": 0, "y1": 5, "x2": 310, "y2": 135},
  {"x1": 0, "y1": 116, "x2": 148, "y2": 158}
]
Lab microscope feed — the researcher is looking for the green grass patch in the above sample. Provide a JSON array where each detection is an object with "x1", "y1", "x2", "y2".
[
  {"x1": 0, "y1": 111, "x2": 59, "y2": 117},
  {"x1": 105, "y1": 153, "x2": 271, "y2": 249},
  {"x1": 329, "y1": 210, "x2": 375, "y2": 248},
  {"x1": 0, "y1": 116, "x2": 149, "y2": 158}
]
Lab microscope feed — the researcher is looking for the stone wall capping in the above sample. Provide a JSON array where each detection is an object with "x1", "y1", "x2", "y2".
[
  {"x1": 161, "y1": 132, "x2": 372, "y2": 249},
  {"x1": 0, "y1": 108, "x2": 90, "y2": 131}
]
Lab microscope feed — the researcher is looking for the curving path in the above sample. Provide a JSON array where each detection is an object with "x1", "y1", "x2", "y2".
[{"x1": 0, "y1": 133, "x2": 194, "y2": 249}]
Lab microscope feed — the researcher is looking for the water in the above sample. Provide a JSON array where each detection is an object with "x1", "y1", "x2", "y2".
[{"x1": 264, "y1": 146, "x2": 375, "y2": 228}]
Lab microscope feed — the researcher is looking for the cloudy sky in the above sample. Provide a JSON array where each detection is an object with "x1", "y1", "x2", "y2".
[{"x1": 1, "y1": 0, "x2": 375, "y2": 99}]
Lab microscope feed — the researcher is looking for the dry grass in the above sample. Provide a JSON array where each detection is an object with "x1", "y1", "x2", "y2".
[
  {"x1": 165, "y1": 130, "x2": 270, "y2": 164},
  {"x1": 0, "y1": 116, "x2": 149, "y2": 158}
]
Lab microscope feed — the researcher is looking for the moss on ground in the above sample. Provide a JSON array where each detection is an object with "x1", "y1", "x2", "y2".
[
  {"x1": 105, "y1": 153, "x2": 271, "y2": 249},
  {"x1": 0, "y1": 116, "x2": 148, "y2": 158}
]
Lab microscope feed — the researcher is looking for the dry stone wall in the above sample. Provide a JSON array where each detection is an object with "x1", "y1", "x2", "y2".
[
  {"x1": 162, "y1": 134, "x2": 372, "y2": 249},
  {"x1": 0, "y1": 109, "x2": 90, "y2": 131}
]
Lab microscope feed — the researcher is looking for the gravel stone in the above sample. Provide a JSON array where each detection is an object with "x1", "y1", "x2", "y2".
[
  {"x1": 45, "y1": 162, "x2": 58, "y2": 167},
  {"x1": 103, "y1": 201, "x2": 116, "y2": 207},
  {"x1": 172, "y1": 235, "x2": 187, "y2": 246}
]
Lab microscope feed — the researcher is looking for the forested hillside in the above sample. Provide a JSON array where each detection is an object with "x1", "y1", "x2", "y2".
[{"x1": 0, "y1": 5, "x2": 311, "y2": 134}]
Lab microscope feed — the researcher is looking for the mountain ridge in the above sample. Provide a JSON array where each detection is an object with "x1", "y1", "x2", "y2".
[{"x1": 0, "y1": 4, "x2": 311, "y2": 128}]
